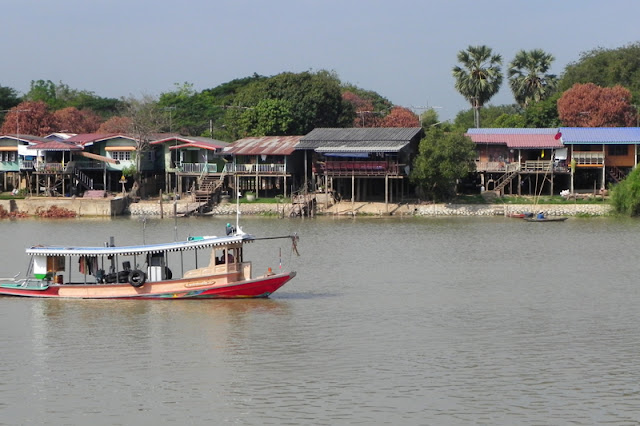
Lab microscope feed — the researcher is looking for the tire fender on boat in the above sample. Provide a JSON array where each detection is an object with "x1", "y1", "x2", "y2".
[{"x1": 128, "y1": 269, "x2": 146, "y2": 287}]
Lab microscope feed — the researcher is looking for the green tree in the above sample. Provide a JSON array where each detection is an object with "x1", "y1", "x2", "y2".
[
  {"x1": 226, "y1": 70, "x2": 347, "y2": 137},
  {"x1": 158, "y1": 82, "x2": 219, "y2": 136},
  {"x1": 523, "y1": 93, "x2": 561, "y2": 128},
  {"x1": 559, "y1": 42, "x2": 640, "y2": 103},
  {"x1": 240, "y1": 98, "x2": 293, "y2": 136},
  {"x1": 410, "y1": 128, "x2": 477, "y2": 201},
  {"x1": 452, "y1": 45, "x2": 503, "y2": 128},
  {"x1": 508, "y1": 49, "x2": 558, "y2": 108},
  {"x1": 451, "y1": 104, "x2": 522, "y2": 132},
  {"x1": 25, "y1": 79, "x2": 122, "y2": 118},
  {"x1": 0, "y1": 85, "x2": 21, "y2": 111},
  {"x1": 420, "y1": 108, "x2": 440, "y2": 128},
  {"x1": 492, "y1": 113, "x2": 526, "y2": 128},
  {"x1": 25, "y1": 80, "x2": 58, "y2": 106},
  {"x1": 0, "y1": 85, "x2": 21, "y2": 128},
  {"x1": 610, "y1": 166, "x2": 640, "y2": 216}
]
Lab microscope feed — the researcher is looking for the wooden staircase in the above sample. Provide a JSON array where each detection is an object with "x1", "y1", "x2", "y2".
[
  {"x1": 491, "y1": 170, "x2": 518, "y2": 194},
  {"x1": 607, "y1": 166, "x2": 627, "y2": 183},
  {"x1": 194, "y1": 174, "x2": 224, "y2": 203},
  {"x1": 74, "y1": 169, "x2": 94, "y2": 190}
]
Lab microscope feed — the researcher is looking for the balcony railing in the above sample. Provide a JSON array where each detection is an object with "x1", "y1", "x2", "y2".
[
  {"x1": 572, "y1": 151, "x2": 604, "y2": 165},
  {"x1": 35, "y1": 162, "x2": 65, "y2": 172},
  {"x1": 475, "y1": 161, "x2": 521, "y2": 172},
  {"x1": 20, "y1": 160, "x2": 34, "y2": 170},
  {"x1": 522, "y1": 160, "x2": 552, "y2": 171},
  {"x1": 223, "y1": 163, "x2": 286, "y2": 173},
  {"x1": 74, "y1": 160, "x2": 106, "y2": 170},
  {"x1": 313, "y1": 161, "x2": 402, "y2": 176},
  {"x1": 179, "y1": 163, "x2": 218, "y2": 173}
]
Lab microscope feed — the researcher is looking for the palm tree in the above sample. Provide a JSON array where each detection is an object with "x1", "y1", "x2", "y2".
[
  {"x1": 452, "y1": 45, "x2": 503, "y2": 128},
  {"x1": 508, "y1": 49, "x2": 558, "y2": 108}
]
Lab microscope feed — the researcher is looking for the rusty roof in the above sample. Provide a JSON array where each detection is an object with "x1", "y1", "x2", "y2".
[{"x1": 224, "y1": 136, "x2": 302, "y2": 156}]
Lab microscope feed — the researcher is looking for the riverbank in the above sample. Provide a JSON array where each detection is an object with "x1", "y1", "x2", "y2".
[
  {"x1": 0, "y1": 197, "x2": 612, "y2": 217},
  {"x1": 129, "y1": 200, "x2": 611, "y2": 217}
]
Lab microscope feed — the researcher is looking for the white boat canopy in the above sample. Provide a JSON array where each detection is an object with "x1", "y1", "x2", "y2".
[{"x1": 26, "y1": 234, "x2": 254, "y2": 257}]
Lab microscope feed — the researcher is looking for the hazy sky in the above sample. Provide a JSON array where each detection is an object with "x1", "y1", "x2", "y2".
[{"x1": 3, "y1": 0, "x2": 639, "y2": 121}]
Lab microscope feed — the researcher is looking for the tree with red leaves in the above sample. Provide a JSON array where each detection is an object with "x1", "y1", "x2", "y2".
[
  {"x1": 380, "y1": 107, "x2": 420, "y2": 127},
  {"x1": 0, "y1": 101, "x2": 57, "y2": 136},
  {"x1": 53, "y1": 107, "x2": 101, "y2": 133},
  {"x1": 557, "y1": 83, "x2": 635, "y2": 127},
  {"x1": 342, "y1": 91, "x2": 380, "y2": 127},
  {"x1": 97, "y1": 116, "x2": 133, "y2": 133}
]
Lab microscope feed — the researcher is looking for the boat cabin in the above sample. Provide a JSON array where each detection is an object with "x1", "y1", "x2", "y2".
[{"x1": 25, "y1": 234, "x2": 252, "y2": 289}]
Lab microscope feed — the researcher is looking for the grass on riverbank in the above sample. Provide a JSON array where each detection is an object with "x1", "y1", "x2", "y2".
[
  {"x1": 239, "y1": 196, "x2": 290, "y2": 204},
  {"x1": 450, "y1": 194, "x2": 608, "y2": 204}
]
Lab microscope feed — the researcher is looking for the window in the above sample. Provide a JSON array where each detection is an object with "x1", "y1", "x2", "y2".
[
  {"x1": 609, "y1": 145, "x2": 627, "y2": 156},
  {"x1": 111, "y1": 151, "x2": 131, "y2": 161},
  {"x1": 0, "y1": 152, "x2": 16, "y2": 162}
]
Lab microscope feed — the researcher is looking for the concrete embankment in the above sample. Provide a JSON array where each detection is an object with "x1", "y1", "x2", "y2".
[
  {"x1": 324, "y1": 201, "x2": 611, "y2": 216},
  {"x1": 0, "y1": 197, "x2": 612, "y2": 217},
  {"x1": 130, "y1": 200, "x2": 612, "y2": 217},
  {"x1": 0, "y1": 197, "x2": 127, "y2": 217}
]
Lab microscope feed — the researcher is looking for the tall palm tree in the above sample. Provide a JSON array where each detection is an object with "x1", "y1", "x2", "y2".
[
  {"x1": 452, "y1": 45, "x2": 503, "y2": 128},
  {"x1": 508, "y1": 49, "x2": 558, "y2": 108}
]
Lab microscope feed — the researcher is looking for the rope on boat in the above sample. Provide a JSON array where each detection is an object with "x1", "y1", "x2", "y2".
[{"x1": 252, "y1": 234, "x2": 300, "y2": 256}]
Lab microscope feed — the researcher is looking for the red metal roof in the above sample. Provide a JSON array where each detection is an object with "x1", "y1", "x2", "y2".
[
  {"x1": 224, "y1": 136, "x2": 301, "y2": 156},
  {"x1": 27, "y1": 141, "x2": 83, "y2": 151},
  {"x1": 65, "y1": 133, "x2": 126, "y2": 146},
  {"x1": 466, "y1": 133, "x2": 563, "y2": 149}
]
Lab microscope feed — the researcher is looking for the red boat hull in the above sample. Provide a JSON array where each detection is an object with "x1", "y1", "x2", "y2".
[{"x1": 0, "y1": 272, "x2": 296, "y2": 299}]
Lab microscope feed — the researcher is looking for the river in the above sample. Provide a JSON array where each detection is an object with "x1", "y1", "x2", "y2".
[{"x1": 0, "y1": 216, "x2": 639, "y2": 425}]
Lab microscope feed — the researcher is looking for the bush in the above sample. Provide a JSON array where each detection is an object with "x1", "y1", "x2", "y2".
[{"x1": 609, "y1": 167, "x2": 640, "y2": 215}]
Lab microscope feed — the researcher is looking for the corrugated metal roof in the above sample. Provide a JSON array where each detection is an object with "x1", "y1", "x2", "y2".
[
  {"x1": 298, "y1": 127, "x2": 422, "y2": 150},
  {"x1": 65, "y1": 133, "x2": 121, "y2": 144},
  {"x1": 1, "y1": 134, "x2": 49, "y2": 143},
  {"x1": 559, "y1": 127, "x2": 640, "y2": 144},
  {"x1": 466, "y1": 133, "x2": 563, "y2": 149},
  {"x1": 467, "y1": 128, "x2": 558, "y2": 135},
  {"x1": 150, "y1": 136, "x2": 229, "y2": 148},
  {"x1": 224, "y1": 136, "x2": 301, "y2": 156},
  {"x1": 27, "y1": 141, "x2": 83, "y2": 151},
  {"x1": 314, "y1": 141, "x2": 408, "y2": 153}
]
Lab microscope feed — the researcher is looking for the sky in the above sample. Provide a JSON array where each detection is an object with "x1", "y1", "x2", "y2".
[{"x1": 3, "y1": 0, "x2": 639, "y2": 122}]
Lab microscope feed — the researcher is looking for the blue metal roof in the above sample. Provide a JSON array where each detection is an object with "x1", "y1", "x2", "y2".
[{"x1": 559, "y1": 127, "x2": 640, "y2": 144}]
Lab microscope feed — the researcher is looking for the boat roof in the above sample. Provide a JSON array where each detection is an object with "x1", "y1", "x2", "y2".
[{"x1": 26, "y1": 234, "x2": 254, "y2": 257}]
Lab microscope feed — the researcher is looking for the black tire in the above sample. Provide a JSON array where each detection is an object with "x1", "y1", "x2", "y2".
[{"x1": 128, "y1": 269, "x2": 146, "y2": 287}]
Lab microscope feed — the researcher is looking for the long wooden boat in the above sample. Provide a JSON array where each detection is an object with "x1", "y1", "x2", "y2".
[{"x1": 0, "y1": 227, "x2": 298, "y2": 299}]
